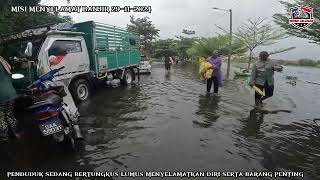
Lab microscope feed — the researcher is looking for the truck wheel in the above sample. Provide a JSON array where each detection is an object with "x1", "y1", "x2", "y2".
[
  {"x1": 71, "y1": 79, "x2": 91, "y2": 103},
  {"x1": 121, "y1": 69, "x2": 134, "y2": 85}
]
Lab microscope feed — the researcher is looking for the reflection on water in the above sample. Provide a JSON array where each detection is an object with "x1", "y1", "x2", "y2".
[
  {"x1": 240, "y1": 108, "x2": 266, "y2": 138},
  {"x1": 194, "y1": 95, "x2": 220, "y2": 128},
  {"x1": 1, "y1": 63, "x2": 320, "y2": 179}
]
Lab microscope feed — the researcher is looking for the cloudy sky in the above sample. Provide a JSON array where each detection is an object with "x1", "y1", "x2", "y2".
[{"x1": 40, "y1": 0, "x2": 319, "y2": 60}]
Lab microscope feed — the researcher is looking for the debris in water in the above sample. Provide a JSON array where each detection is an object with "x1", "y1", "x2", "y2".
[
  {"x1": 286, "y1": 75, "x2": 298, "y2": 80},
  {"x1": 88, "y1": 129, "x2": 97, "y2": 134},
  {"x1": 285, "y1": 76, "x2": 297, "y2": 86}
]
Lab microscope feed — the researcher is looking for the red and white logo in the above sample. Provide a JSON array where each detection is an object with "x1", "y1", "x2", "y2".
[{"x1": 289, "y1": 5, "x2": 315, "y2": 29}]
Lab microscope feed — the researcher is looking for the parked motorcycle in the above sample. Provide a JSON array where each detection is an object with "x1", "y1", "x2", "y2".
[{"x1": 13, "y1": 66, "x2": 83, "y2": 151}]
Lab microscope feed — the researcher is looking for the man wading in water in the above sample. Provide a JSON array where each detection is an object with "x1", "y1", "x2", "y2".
[
  {"x1": 249, "y1": 51, "x2": 283, "y2": 108},
  {"x1": 163, "y1": 54, "x2": 174, "y2": 74}
]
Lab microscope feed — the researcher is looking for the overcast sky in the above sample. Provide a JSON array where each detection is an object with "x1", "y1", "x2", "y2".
[{"x1": 40, "y1": 0, "x2": 319, "y2": 60}]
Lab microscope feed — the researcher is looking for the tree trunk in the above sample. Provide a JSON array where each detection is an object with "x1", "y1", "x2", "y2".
[{"x1": 247, "y1": 50, "x2": 253, "y2": 71}]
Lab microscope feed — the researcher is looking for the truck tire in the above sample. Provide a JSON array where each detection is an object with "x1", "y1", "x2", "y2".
[
  {"x1": 121, "y1": 68, "x2": 135, "y2": 85},
  {"x1": 71, "y1": 79, "x2": 91, "y2": 103}
]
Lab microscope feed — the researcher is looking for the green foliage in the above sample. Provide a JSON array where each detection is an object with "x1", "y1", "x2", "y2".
[
  {"x1": 232, "y1": 55, "x2": 250, "y2": 63},
  {"x1": 298, "y1": 58, "x2": 319, "y2": 66},
  {"x1": 152, "y1": 39, "x2": 177, "y2": 58},
  {"x1": 173, "y1": 36, "x2": 196, "y2": 60},
  {"x1": 151, "y1": 36, "x2": 196, "y2": 60},
  {"x1": 0, "y1": 0, "x2": 71, "y2": 36},
  {"x1": 273, "y1": 0, "x2": 320, "y2": 44},
  {"x1": 127, "y1": 16, "x2": 160, "y2": 57},
  {"x1": 186, "y1": 35, "x2": 246, "y2": 58}
]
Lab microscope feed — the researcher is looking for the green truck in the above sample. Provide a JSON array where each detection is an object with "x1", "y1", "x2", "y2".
[{"x1": 0, "y1": 21, "x2": 141, "y2": 102}]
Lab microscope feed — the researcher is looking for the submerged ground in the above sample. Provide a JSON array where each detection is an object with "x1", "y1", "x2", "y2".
[{"x1": 1, "y1": 62, "x2": 320, "y2": 179}]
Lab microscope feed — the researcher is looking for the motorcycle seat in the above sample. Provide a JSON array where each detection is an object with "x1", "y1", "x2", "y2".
[
  {"x1": 38, "y1": 90, "x2": 58, "y2": 99},
  {"x1": 29, "y1": 94, "x2": 63, "y2": 109}
]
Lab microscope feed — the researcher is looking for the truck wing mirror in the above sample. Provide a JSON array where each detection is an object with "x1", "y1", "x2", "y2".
[{"x1": 25, "y1": 42, "x2": 33, "y2": 57}]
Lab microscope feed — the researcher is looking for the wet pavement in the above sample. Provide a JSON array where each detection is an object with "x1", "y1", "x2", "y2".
[{"x1": 1, "y1": 62, "x2": 320, "y2": 179}]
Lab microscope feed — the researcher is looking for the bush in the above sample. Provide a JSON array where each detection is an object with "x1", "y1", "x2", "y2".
[
  {"x1": 232, "y1": 56, "x2": 250, "y2": 63},
  {"x1": 298, "y1": 59, "x2": 318, "y2": 66}
]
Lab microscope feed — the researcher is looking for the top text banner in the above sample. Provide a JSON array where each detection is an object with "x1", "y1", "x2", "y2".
[{"x1": 11, "y1": 6, "x2": 152, "y2": 13}]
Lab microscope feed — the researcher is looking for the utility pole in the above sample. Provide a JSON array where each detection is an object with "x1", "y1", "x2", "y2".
[
  {"x1": 227, "y1": 9, "x2": 232, "y2": 79},
  {"x1": 212, "y1": 7, "x2": 233, "y2": 79}
]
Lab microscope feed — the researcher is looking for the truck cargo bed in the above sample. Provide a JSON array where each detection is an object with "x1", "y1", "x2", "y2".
[{"x1": 73, "y1": 21, "x2": 141, "y2": 74}]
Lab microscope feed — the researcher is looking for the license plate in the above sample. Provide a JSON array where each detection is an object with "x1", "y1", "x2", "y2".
[{"x1": 39, "y1": 118, "x2": 63, "y2": 136}]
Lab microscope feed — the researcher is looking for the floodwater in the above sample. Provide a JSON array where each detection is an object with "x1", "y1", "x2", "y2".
[{"x1": 1, "y1": 62, "x2": 320, "y2": 179}]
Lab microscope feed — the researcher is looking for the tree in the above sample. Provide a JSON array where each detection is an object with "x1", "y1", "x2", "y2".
[
  {"x1": 127, "y1": 16, "x2": 160, "y2": 57},
  {"x1": 186, "y1": 35, "x2": 246, "y2": 59},
  {"x1": 235, "y1": 17, "x2": 287, "y2": 70},
  {"x1": 172, "y1": 36, "x2": 196, "y2": 61},
  {"x1": 273, "y1": 0, "x2": 320, "y2": 44},
  {"x1": 0, "y1": 0, "x2": 71, "y2": 36},
  {"x1": 152, "y1": 36, "x2": 197, "y2": 60},
  {"x1": 152, "y1": 39, "x2": 177, "y2": 58}
]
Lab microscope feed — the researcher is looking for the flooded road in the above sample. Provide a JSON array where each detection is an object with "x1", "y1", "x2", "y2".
[{"x1": 1, "y1": 62, "x2": 320, "y2": 179}]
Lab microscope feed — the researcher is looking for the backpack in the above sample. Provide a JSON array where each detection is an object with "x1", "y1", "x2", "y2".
[{"x1": 165, "y1": 56, "x2": 172, "y2": 65}]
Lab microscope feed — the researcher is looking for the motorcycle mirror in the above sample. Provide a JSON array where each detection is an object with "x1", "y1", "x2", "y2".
[
  {"x1": 12, "y1": 74, "x2": 25, "y2": 79},
  {"x1": 24, "y1": 42, "x2": 33, "y2": 57},
  {"x1": 48, "y1": 55, "x2": 57, "y2": 64}
]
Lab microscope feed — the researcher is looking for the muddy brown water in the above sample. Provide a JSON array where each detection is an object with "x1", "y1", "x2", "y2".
[{"x1": 1, "y1": 62, "x2": 320, "y2": 179}]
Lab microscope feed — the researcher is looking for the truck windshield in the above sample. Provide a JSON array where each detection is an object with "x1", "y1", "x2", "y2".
[{"x1": 0, "y1": 37, "x2": 45, "y2": 61}]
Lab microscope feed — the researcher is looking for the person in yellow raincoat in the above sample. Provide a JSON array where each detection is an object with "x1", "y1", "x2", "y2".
[{"x1": 198, "y1": 56, "x2": 213, "y2": 81}]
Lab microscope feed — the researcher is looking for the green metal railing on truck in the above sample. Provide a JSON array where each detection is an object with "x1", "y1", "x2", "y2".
[{"x1": 73, "y1": 21, "x2": 141, "y2": 74}]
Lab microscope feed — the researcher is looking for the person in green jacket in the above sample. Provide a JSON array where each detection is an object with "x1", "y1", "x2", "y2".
[{"x1": 0, "y1": 56, "x2": 21, "y2": 141}]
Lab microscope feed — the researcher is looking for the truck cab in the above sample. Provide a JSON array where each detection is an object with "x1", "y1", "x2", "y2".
[
  {"x1": 37, "y1": 31, "x2": 92, "y2": 102},
  {"x1": 38, "y1": 31, "x2": 90, "y2": 81},
  {"x1": 1, "y1": 21, "x2": 141, "y2": 103}
]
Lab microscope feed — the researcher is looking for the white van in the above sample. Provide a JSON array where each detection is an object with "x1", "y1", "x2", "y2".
[{"x1": 139, "y1": 55, "x2": 151, "y2": 74}]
